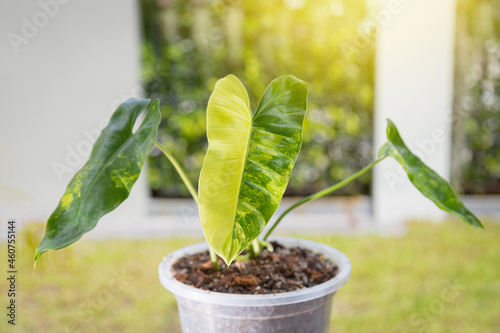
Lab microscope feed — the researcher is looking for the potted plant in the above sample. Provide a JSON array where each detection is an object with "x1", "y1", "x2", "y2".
[{"x1": 35, "y1": 75, "x2": 482, "y2": 333}]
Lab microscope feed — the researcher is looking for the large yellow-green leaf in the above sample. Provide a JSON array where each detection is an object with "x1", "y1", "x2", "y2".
[
  {"x1": 379, "y1": 119, "x2": 483, "y2": 228},
  {"x1": 35, "y1": 99, "x2": 161, "y2": 264},
  {"x1": 199, "y1": 75, "x2": 308, "y2": 265}
]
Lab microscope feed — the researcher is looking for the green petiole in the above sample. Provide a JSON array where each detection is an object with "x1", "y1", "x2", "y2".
[
  {"x1": 263, "y1": 157, "x2": 387, "y2": 241},
  {"x1": 155, "y1": 141, "x2": 220, "y2": 270}
]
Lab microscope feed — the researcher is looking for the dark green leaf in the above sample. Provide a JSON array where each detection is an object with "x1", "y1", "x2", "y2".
[
  {"x1": 379, "y1": 119, "x2": 483, "y2": 228},
  {"x1": 35, "y1": 98, "x2": 161, "y2": 264}
]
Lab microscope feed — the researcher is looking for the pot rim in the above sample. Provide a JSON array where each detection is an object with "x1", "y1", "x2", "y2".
[{"x1": 158, "y1": 236, "x2": 351, "y2": 306}]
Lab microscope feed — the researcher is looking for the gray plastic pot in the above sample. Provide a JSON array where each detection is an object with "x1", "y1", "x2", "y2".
[{"x1": 158, "y1": 237, "x2": 351, "y2": 333}]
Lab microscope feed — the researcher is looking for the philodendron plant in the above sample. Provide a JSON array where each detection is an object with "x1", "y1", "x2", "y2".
[{"x1": 35, "y1": 74, "x2": 482, "y2": 268}]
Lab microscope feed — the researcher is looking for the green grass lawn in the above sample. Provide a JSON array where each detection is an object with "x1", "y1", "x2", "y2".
[{"x1": 1, "y1": 220, "x2": 499, "y2": 332}]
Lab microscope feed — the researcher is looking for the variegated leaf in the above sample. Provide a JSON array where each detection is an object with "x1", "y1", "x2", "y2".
[
  {"x1": 379, "y1": 119, "x2": 483, "y2": 228},
  {"x1": 198, "y1": 75, "x2": 308, "y2": 265},
  {"x1": 35, "y1": 99, "x2": 161, "y2": 264}
]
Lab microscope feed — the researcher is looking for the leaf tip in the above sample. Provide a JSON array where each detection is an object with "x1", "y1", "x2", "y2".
[
  {"x1": 385, "y1": 118, "x2": 397, "y2": 133},
  {"x1": 474, "y1": 218, "x2": 485, "y2": 229},
  {"x1": 33, "y1": 252, "x2": 40, "y2": 268},
  {"x1": 218, "y1": 251, "x2": 235, "y2": 268},
  {"x1": 218, "y1": 251, "x2": 238, "y2": 268},
  {"x1": 33, "y1": 247, "x2": 46, "y2": 268},
  {"x1": 223, "y1": 258, "x2": 233, "y2": 268}
]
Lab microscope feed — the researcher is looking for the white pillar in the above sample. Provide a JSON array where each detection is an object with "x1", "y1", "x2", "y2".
[
  {"x1": 372, "y1": 0, "x2": 456, "y2": 224},
  {"x1": 0, "y1": 0, "x2": 147, "y2": 229}
]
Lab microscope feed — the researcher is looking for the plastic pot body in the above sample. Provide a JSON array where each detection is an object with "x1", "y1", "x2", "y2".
[
  {"x1": 175, "y1": 291, "x2": 335, "y2": 333},
  {"x1": 158, "y1": 237, "x2": 351, "y2": 333}
]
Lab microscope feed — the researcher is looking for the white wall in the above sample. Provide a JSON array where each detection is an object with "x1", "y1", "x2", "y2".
[
  {"x1": 372, "y1": 0, "x2": 456, "y2": 224},
  {"x1": 0, "y1": 0, "x2": 148, "y2": 230}
]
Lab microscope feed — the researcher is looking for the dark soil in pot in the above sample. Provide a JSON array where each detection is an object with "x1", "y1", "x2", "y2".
[{"x1": 172, "y1": 241, "x2": 339, "y2": 294}]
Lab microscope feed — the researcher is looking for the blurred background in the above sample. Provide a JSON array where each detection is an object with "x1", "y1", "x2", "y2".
[
  {"x1": 143, "y1": 0, "x2": 375, "y2": 197},
  {"x1": 142, "y1": 0, "x2": 500, "y2": 198},
  {"x1": 0, "y1": 0, "x2": 499, "y2": 332}
]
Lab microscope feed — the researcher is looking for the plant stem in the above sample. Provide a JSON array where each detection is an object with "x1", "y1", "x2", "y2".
[
  {"x1": 155, "y1": 140, "x2": 220, "y2": 270},
  {"x1": 154, "y1": 141, "x2": 198, "y2": 204},
  {"x1": 209, "y1": 247, "x2": 220, "y2": 270},
  {"x1": 263, "y1": 157, "x2": 387, "y2": 241},
  {"x1": 251, "y1": 239, "x2": 261, "y2": 258}
]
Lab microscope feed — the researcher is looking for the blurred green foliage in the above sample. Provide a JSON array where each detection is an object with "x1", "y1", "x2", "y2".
[
  {"x1": 456, "y1": 0, "x2": 500, "y2": 194},
  {"x1": 141, "y1": 0, "x2": 500, "y2": 197},
  {"x1": 141, "y1": 0, "x2": 375, "y2": 197}
]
